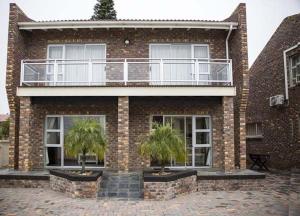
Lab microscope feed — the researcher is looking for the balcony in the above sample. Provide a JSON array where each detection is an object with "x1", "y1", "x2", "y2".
[{"x1": 21, "y1": 58, "x2": 233, "y2": 87}]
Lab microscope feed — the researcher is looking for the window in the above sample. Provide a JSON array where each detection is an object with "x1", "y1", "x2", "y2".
[
  {"x1": 149, "y1": 44, "x2": 209, "y2": 85},
  {"x1": 45, "y1": 115, "x2": 105, "y2": 168},
  {"x1": 151, "y1": 115, "x2": 212, "y2": 167},
  {"x1": 246, "y1": 123, "x2": 263, "y2": 138},
  {"x1": 47, "y1": 44, "x2": 106, "y2": 85},
  {"x1": 289, "y1": 54, "x2": 300, "y2": 87}
]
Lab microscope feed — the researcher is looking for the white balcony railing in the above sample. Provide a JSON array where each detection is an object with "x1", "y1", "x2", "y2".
[{"x1": 21, "y1": 58, "x2": 233, "y2": 86}]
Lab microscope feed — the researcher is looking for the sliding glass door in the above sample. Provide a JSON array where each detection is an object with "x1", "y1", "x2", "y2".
[
  {"x1": 151, "y1": 115, "x2": 212, "y2": 168},
  {"x1": 44, "y1": 115, "x2": 105, "y2": 168}
]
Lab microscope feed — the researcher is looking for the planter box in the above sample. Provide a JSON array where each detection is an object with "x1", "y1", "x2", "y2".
[
  {"x1": 143, "y1": 170, "x2": 197, "y2": 200},
  {"x1": 49, "y1": 170, "x2": 102, "y2": 199}
]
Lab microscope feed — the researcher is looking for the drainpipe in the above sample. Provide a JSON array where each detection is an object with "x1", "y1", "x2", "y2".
[
  {"x1": 225, "y1": 25, "x2": 233, "y2": 60},
  {"x1": 283, "y1": 42, "x2": 300, "y2": 100}
]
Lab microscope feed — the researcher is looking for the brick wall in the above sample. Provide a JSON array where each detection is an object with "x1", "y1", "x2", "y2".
[
  {"x1": 225, "y1": 3, "x2": 249, "y2": 169},
  {"x1": 247, "y1": 14, "x2": 300, "y2": 169},
  {"x1": 6, "y1": 4, "x2": 32, "y2": 169}
]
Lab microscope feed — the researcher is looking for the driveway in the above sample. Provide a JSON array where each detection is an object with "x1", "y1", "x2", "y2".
[{"x1": 0, "y1": 173, "x2": 290, "y2": 216}]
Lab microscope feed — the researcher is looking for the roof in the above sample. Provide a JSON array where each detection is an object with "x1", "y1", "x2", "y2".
[
  {"x1": 18, "y1": 19, "x2": 238, "y2": 31},
  {"x1": 0, "y1": 114, "x2": 9, "y2": 122}
]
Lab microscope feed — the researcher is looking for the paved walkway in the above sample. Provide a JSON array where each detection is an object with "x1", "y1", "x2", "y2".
[{"x1": 0, "y1": 173, "x2": 291, "y2": 216}]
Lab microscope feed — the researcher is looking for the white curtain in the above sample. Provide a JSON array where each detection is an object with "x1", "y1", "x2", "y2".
[
  {"x1": 170, "y1": 45, "x2": 192, "y2": 85},
  {"x1": 150, "y1": 45, "x2": 171, "y2": 85},
  {"x1": 48, "y1": 46, "x2": 63, "y2": 83},
  {"x1": 85, "y1": 45, "x2": 106, "y2": 85},
  {"x1": 65, "y1": 45, "x2": 85, "y2": 85},
  {"x1": 194, "y1": 46, "x2": 209, "y2": 84}
]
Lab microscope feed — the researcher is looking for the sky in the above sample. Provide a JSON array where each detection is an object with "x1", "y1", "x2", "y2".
[{"x1": 0, "y1": 0, "x2": 300, "y2": 114}]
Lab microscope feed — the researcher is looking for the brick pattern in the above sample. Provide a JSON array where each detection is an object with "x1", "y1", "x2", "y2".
[
  {"x1": 6, "y1": 4, "x2": 32, "y2": 169},
  {"x1": 0, "y1": 179, "x2": 49, "y2": 188},
  {"x1": 18, "y1": 97, "x2": 33, "y2": 171},
  {"x1": 144, "y1": 175, "x2": 197, "y2": 200},
  {"x1": 197, "y1": 179, "x2": 264, "y2": 191},
  {"x1": 226, "y1": 3, "x2": 249, "y2": 169},
  {"x1": 117, "y1": 96, "x2": 130, "y2": 171},
  {"x1": 223, "y1": 96, "x2": 235, "y2": 172},
  {"x1": 50, "y1": 175, "x2": 101, "y2": 199},
  {"x1": 247, "y1": 13, "x2": 300, "y2": 169}
]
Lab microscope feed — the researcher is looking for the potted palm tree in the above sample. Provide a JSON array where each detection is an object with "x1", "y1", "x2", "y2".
[
  {"x1": 64, "y1": 118, "x2": 107, "y2": 174},
  {"x1": 139, "y1": 123, "x2": 186, "y2": 175}
]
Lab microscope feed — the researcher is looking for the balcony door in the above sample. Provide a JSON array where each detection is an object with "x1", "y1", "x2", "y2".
[
  {"x1": 149, "y1": 44, "x2": 209, "y2": 85},
  {"x1": 47, "y1": 44, "x2": 106, "y2": 85}
]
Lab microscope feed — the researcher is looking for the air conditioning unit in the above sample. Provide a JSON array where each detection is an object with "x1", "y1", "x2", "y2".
[{"x1": 269, "y1": 95, "x2": 285, "y2": 107}]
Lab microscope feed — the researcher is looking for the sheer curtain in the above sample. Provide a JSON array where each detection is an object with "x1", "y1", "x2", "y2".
[
  {"x1": 65, "y1": 45, "x2": 85, "y2": 85},
  {"x1": 85, "y1": 45, "x2": 106, "y2": 85},
  {"x1": 48, "y1": 46, "x2": 63, "y2": 84},
  {"x1": 171, "y1": 45, "x2": 192, "y2": 85},
  {"x1": 194, "y1": 46, "x2": 209, "y2": 85},
  {"x1": 150, "y1": 45, "x2": 171, "y2": 85}
]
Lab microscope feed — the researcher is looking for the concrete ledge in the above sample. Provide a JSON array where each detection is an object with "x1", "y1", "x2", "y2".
[
  {"x1": 49, "y1": 169, "x2": 102, "y2": 181},
  {"x1": 144, "y1": 170, "x2": 197, "y2": 182},
  {"x1": 197, "y1": 169, "x2": 266, "y2": 180}
]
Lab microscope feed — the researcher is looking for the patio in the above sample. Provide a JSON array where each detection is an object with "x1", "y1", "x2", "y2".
[{"x1": 0, "y1": 172, "x2": 293, "y2": 216}]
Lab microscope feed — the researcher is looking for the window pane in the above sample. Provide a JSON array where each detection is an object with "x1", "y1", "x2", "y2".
[
  {"x1": 196, "y1": 132, "x2": 210, "y2": 145},
  {"x1": 186, "y1": 117, "x2": 193, "y2": 166},
  {"x1": 45, "y1": 147, "x2": 61, "y2": 166},
  {"x1": 46, "y1": 132, "x2": 60, "y2": 144},
  {"x1": 195, "y1": 147, "x2": 211, "y2": 166},
  {"x1": 196, "y1": 117, "x2": 210, "y2": 129},
  {"x1": 47, "y1": 117, "x2": 60, "y2": 129}
]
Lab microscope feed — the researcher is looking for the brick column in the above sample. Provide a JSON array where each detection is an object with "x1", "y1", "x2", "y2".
[
  {"x1": 223, "y1": 96, "x2": 235, "y2": 172},
  {"x1": 18, "y1": 97, "x2": 33, "y2": 171},
  {"x1": 117, "y1": 96, "x2": 129, "y2": 171}
]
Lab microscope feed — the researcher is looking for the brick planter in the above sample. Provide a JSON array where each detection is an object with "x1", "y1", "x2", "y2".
[
  {"x1": 143, "y1": 170, "x2": 197, "y2": 200},
  {"x1": 49, "y1": 170, "x2": 102, "y2": 199}
]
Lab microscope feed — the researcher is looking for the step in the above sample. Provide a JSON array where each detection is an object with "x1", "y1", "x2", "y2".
[{"x1": 98, "y1": 171, "x2": 143, "y2": 200}]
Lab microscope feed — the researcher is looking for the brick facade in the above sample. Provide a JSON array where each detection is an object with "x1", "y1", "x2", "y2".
[
  {"x1": 6, "y1": 3, "x2": 249, "y2": 172},
  {"x1": 247, "y1": 13, "x2": 300, "y2": 169}
]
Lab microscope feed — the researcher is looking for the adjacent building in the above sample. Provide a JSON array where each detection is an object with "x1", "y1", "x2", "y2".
[
  {"x1": 247, "y1": 13, "x2": 300, "y2": 169},
  {"x1": 6, "y1": 3, "x2": 249, "y2": 172}
]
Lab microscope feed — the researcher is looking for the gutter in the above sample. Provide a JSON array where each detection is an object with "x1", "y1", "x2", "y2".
[
  {"x1": 225, "y1": 25, "x2": 233, "y2": 59},
  {"x1": 283, "y1": 42, "x2": 300, "y2": 100},
  {"x1": 18, "y1": 20, "x2": 238, "y2": 31}
]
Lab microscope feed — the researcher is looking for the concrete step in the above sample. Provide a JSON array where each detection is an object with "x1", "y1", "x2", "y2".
[{"x1": 98, "y1": 171, "x2": 143, "y2": 200}]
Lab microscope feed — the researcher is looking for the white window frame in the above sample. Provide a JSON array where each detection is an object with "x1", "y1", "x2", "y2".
[
  {"x1": 47, "y1": 44, "x2": 107, "y2": 85},
  {"x1": 44, "y1": 115, "x2": 106, "y2": 169},
  {"x1": 149, "y1": 43, "x2": 210, "y2": 84},
  {"x1": 150, "y1": 114, "x2": 212, "y2": 168},
  {"x1": 289, "y1": 54, "x2": 300, "y2": 87}
]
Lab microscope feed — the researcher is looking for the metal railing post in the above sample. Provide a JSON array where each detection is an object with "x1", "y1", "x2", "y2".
[
  {"x1": 88, "y1": 59, "x2": 92, "y2": 86},
  {"x1": 195, "y1": 59, "x2": 199, "y2": 85},
  {"x1": 54, "y1": 60, "x2": 58, "y2": 86},
  {"x1": 20, "y1": 60, "x2": 24, "y2": 86},
  {"x1": 124, "y1": 59, "x2": 128, "y2": 85},
  {"x1": 160, "y1": 59, "x2": 164, "y2": 85}
]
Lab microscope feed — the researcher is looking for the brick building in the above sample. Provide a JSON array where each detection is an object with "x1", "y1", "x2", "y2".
[
  {"x1": 247, "y1": 13, "x2": 300, "y2": 170},
  {"x1": 6, "y1": 3, "x2": 249, "y2": 172}
]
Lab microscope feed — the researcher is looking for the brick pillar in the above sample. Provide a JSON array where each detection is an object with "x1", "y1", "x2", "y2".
[
  {"x1": 223, "y1": 96, "x2": 235, "y2": 172},
  {"x1": 18, "y1": 97, "x2": 33, "y2": 171},
  {"x1": 239, "y1": 111, "x2": 247, "y2": 169},
  {"x1": 117, "y1": 96, "x2": 129, "y2": 171}
]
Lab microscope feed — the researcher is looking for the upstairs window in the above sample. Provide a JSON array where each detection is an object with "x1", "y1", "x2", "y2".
[
  {"x1": 289, "y1": 54, "x2": 300, "y2": 87},
  {"x1": 246, "y1": 122, "x2": 263, "y2": 138}
]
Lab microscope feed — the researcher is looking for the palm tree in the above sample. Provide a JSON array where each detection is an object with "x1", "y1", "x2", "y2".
[
  {"x1": 0, "y1": 119, "x2": 9, "y2": 140},
  {"x1": 64, "y1": 119, "x2": 106, "y2": 173},
  {"x1": 139, "y1": 123, "x2": 186, "y2": 175}
]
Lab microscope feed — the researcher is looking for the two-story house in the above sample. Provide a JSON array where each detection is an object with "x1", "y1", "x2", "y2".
[
  {"x1": 6, "y1": 3, "x2": 249, "y2": 172},
  {"x1": 247, "y1": 13, "x2": 300, "y2": 170}
]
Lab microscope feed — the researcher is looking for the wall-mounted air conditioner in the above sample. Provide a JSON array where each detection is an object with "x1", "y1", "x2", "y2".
[{"x1": 269, "y1": 95, "x2": 285, "y2": 107}]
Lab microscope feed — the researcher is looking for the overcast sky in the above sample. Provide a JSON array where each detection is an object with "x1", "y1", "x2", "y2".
[{"x1": 0, "y1": 0, "x2": 299, "y2": 114}]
